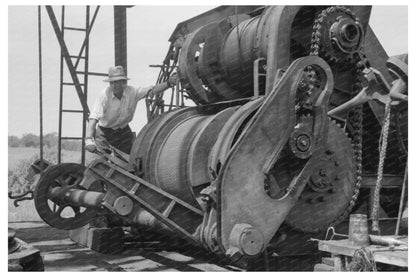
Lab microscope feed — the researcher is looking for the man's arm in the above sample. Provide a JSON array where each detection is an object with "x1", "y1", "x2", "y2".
[
  {"x1": 148, "y1": 73, "x2": 178, "y2": 98},
  {"x1": 86, "y1": 118, "x2": 98, "y2": 139},
  {"x1": 150, "y1": 82, "x2": 170, "y2": 98},
  {"x1": 85, "y1": 119, "x2": 98, "y2": 152}
]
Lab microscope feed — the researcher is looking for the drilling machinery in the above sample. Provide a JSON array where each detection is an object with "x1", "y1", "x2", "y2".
[{"x1": 32, "y1": 6, "x2": 408, "y2": 264}]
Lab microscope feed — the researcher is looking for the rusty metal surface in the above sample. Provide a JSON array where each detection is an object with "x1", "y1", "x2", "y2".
[
  {"x1": 155, "y1": 114, "x2": 210, "y2": 204},
  {"x1": 178, "y1": 23, "x2": 223, "y2": 104},
  {"x1": 200, "y1": 15, "x2": 251, "y2": 100},
  {"x1": 209, "y1": 98, "x2": 263, "y2": 175},
  {"x1": 87, "y1": 159, "x2": 204, "y2": 243},
  {"x1": 187, "y1": 107, "x2": 237, "y2": 188},
  {"x1": 169, "y1": 6, "x2": 263, "y2": 42},
  {"x1": 219, "y1": 16, "x2": 260, "y2": 95},
  {"x1": 130, "y1": 108, "x2": 197, "y2": 180},
  {"x1": 216, "y1": 56, "x2": 334, "y2": 258},
  {"x1": 285, "y1": 120, "x2": 357, "y2": 232}
]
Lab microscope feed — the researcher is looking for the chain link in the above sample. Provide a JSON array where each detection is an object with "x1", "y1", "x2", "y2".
[
  {"x1": 309, "y1": 6, "x2": 358, "y2": 63},
  {"x1": 307, "y1": 6, "x2": 364, "y2": 232}
]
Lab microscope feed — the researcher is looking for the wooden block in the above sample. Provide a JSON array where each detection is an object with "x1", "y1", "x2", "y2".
[
  {"x1": 314, "y1": 263, "x2": 334, "y2": 271},
  {"x1": 333, "y1": 255, "x2": 344, "y2": 271},
  {"x1": 87, "y1": 227, "x2": 124, "y2": 253},
  {"x1": 69, "y1": 225, "x2": 89, "y2": 247},
  {"x1": 69, "y1": 217, "x2": 110, "y2": 247},
  {"x1": 321, "y1": 257, "x2": 335, "y2": 266}
]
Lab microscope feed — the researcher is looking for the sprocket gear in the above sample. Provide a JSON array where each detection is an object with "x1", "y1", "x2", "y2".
[
  {"x1": 284, "y1": 120, "x2": 357, "y2": 233},
  {"x1": 310, "y1": 6, "x2": 364, "y2": 64}
]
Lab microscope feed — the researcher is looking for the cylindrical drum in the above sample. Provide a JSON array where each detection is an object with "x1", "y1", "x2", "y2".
[
  {"x1": 220, "y1": 16, "x2": 261, "y2": 96},
  {"x1": 348, "y1": 214, "x2": 370, "y2": 246},
  {"x1": 130, "y1": 100, "x2": 263, "y2": 211}
]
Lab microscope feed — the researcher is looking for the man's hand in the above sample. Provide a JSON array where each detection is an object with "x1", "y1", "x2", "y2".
[
  {"x1": 168, "y1": 72, "x2": 178, "y2": 87},
  {"x1": 85, "y1": 138, "x2": 97, "y2": 153}
]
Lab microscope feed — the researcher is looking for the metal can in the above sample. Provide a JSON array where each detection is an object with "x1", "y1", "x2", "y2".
[{"x1": 348, "y1": 214, "x2": 370, "y2": 246}]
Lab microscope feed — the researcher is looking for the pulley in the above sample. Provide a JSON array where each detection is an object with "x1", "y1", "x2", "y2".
[{"x1": 34, "y1": 163, "x2": 103, "y2": 230}]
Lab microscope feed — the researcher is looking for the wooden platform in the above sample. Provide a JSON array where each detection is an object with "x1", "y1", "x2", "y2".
[
  {"x1": 8, "y1": 221, "x2": 326, "y2": 271},
  {"x1": 8, "y1": 222, "x2": 240, "y2": 272},
  {"x1": 318, "y1": 238, "x2": 408, "y2": 269}
]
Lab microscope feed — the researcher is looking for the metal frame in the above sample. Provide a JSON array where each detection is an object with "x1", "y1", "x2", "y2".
[{"x1": 45, "y1": 6, "x2": 105, "y2": 165}]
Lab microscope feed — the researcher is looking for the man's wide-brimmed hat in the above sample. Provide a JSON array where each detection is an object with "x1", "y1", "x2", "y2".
[{"x1": 103, "y1": 65, "x2": 130, "y2": 82}]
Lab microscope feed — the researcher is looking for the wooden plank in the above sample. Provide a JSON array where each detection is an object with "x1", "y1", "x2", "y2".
[
  {"x1": 318, "y1": 239, "x2": 408, "y2": 268},
  {"x1": 362, "y1": 175, "x2": 403, "y2": 188},
  {"x1": 314, "y1": 263, "x2": 334, "y2": 271}
]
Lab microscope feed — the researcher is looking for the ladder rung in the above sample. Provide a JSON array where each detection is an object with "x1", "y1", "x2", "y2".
[
  {"x1": 76, "y1": 71, "x2": 107, "y2": 77},
  {"x1": 61, "y1": 137, "x2": 84, "y2": 140},
  {"x1": 63, "y1": 27, "x2": 87, "y2": 31},
  {"x1": 62, "y1": 109, "x2": 84, "y2": 113},
  {"x1": 62, "y1": 82, "x2": 85, "y2": 86},
  {"x1": 70, "y1": 55, "x2": 86, "y2": 59}
]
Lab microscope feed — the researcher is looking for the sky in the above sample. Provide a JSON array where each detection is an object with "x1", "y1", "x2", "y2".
[{"x1": 7, "y1": 4, "x2": 409, "y2": 138}]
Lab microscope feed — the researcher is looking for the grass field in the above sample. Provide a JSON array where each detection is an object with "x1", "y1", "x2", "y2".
[
  {"x1": 8, "y1": 147, "x2": 98, "y2": 222},
  {"x1": 8, "y1": 147, "x2": 97, "y2": 167}
]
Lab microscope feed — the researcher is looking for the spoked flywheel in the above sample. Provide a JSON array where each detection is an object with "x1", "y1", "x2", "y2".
[
  {"x1": 34, "y1": 163, "x2": 100, "y2": 230},
  {"x1": 284, "y1": 120, "x2": 357, "y2": 233}
]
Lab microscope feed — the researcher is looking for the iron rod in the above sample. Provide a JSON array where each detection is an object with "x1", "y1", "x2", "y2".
[
  {"x1": 63, "y1": 26, "x2": 86, "y2": 31},
  {"x1": 61, "y1": 137, "x2": 84, "y2": 140},
  {"x1": 81, "y1": 6, "x2": 91, "y2": 165},
  {"x1": 57, "y1": 5, "x2": 65, "y2": 164},
  {"x1": 37, "y1": 6, "x2": 44, "y2": 165},
  {"x1": 75, "y1": 71, "x2": 107, "y2": 77},
  {"x1": 62, "y1": 109, "x2": 84, "y2": 113},
  {"x1": 114, "y1": 6, "x2": 128, "y2": 71}
]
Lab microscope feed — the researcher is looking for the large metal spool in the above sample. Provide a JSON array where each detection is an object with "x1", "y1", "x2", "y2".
[
  {"x1": 130, "y1": 100, "x2": 263, "y2": 208},
  {"x1": 178, "y1": 13, "x2": 267, "y2": 104}
]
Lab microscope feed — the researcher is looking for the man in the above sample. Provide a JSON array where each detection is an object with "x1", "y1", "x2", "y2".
[{"x1": 85, "y1": 65, "x2": 177, "y2": 154}]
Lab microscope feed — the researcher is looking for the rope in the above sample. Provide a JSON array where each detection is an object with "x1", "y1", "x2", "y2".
[
  {"x1": 349, "y1": 248, "x2": 377, "y2": 271},
  {"x1": 371, "y1": 97, "x2": 392, "y2": 233}
]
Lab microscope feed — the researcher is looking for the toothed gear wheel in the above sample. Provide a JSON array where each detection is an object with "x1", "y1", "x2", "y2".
[
  {"x1": 310, "y1": 6, "x2": 364, "y2": 64},
  {"x1": 285, "y1": 120, "x2": 357, "y2": 233}
]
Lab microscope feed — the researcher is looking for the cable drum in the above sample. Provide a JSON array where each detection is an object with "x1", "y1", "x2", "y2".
[
  {"x1": 154, "y1": 114, "x2": 210, "y2": 205},
  {"x1": 130, "y1": 99, "x2": 264, "y2": 210},
  {"x1": 186, "y1": 107, "x2": 239, "y2": 190},
  {"x1": 178, "y1": 14, "x2": 269, "y2": 104},
  {"x1": 129, "y1": 108, "x2": 199, "y2": 180},
  {"x1": 220, "y1": 16, "x2": 261, "y2": 96}
]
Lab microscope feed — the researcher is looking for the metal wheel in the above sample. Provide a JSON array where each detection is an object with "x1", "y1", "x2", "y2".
[
  {"x1": 34, "y1": 163, "x2": 99, "y2": 230},
  {"x1": 285, "y1": 120, "x2": 356, "y2": 232}
]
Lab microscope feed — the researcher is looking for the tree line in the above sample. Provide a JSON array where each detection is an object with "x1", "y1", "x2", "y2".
[{"x1": 8, "y1": 133, "x2": 82, "y2": 151}]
